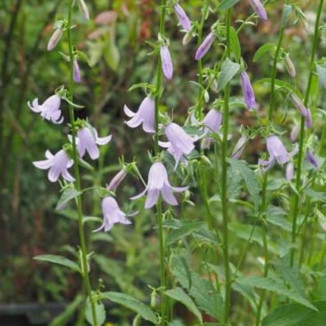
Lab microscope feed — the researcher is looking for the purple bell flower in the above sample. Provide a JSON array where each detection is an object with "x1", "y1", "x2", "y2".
[
  {"x1": 73, "y1": 58, "x2": 82, "y2": 83},
  {"x1": 159, "y1": 122, "x2": 198, "y2": 169},
  {"x1": 201, "y1": 110, "x2": 222, "y2": 149},
  {"x1": 173, "y1": 3, "x2": 191, "y2": 31},
  {"x1": 33, "y1": 149, "x2": 74, "y2": 183},
  {"x1": 94, "y1": 196, "x2": 132, "y2": 232},
  {"x1": 290, "y1": 94, "x2": 312, "y2": 128},
  {"x1": 28, "y1": 94, "x2": 63, "y2": 124},
  {"x1": 47, "y1": 28, "x2": 63, "y2": 51},
  {"x1": 259, "y1": 135, "x2": 297, "y2": 171},
  {"x1": 232, "y1": 135, "x2": 248, "y2": 159},
  {"x1": 107, "y1": 169, "x2": 127, "y2": 191},
  {"x1": 124, "y1": 96, "x2": 155, "y2": 133},
  {"x1": 195, "y1": 32, "x2": 216, "y2": 60},
  {"x1": 306, "y1": 150, "x2": 318, "y2": 168},
  {"x1": 248, "y1": 0, "x2": 268, "y2": 21},
  {"x1": 160, "y1": 45, "x2": 173, "y2": 80},
  {"x1": 76, "y1": 125, "x2": 112, "y2": 160},
  {"x1": 131, "y1": 162, "x2": 188, "y2": 209},
  {"x1": 241, "y1": 71, "x2": 256, "y2": 110}
]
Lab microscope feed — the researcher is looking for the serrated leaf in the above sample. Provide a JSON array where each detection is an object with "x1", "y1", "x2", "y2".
[
  {"x1": 217, "y1": 58, "x2": 240, "y2": 91},
  {"x1": 34, "y1": 254, "x2": 80, "y2": 273},
  {"x1": 85, "y1": 300, "x2": 106, "y2": 326},
  {"x1": 236, "y1": 276, "x2": 317, "y2": 310},
  {"x1": 165, "y1": 287, "x2": 202, "y2": 323},
  {"x1": 100, "y1": 292, "x2": 158, "y2": 323},
  {"x1": 218, "y1": 0, "x2": 240, "y2": 10},
  {"x1": 253, "y1": 43, "x2": 275, "y2": 62},
  {"x1": 56, "y1": 188, "x2": 82, "y2": 210}
]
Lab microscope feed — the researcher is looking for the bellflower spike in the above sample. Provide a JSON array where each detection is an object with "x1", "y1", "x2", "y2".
[
  {"x1": 248, "y1": 0, "x2": 268, "y2": 21},
  {"x1": 47, "y1": 28, "x2": 63, "y2": 51},
  {"x1": 201, "y1": 110, "x2": 222, "y2": 149},
  {"x1": 28, "y1": 94, "x2": 63, "y2": 124},
  {"x1": 173, "y1": 3, "x2": 191, "y2": 31},
  {"x1": 33, "y1": 149, "x2": 74, "y2": 183},
  {"x1": 306, "y1": 150, "x2": 318, "y2": 168},
  {"x1": 94, "y1": 196, "x2": 132, "y2": 232},
  {"x1": 160, "y1": 45, "x2": 173, "y2": 80},
  {"x1": 232, "y1": 135, "x2": 248, "y2": 159},
  {"x1": 131, "y1": 162, "x2": 188, "y2": 209},
  {"x1": 159, "y1": 122, "x2": 198, "y2": 169},
  {"x1": 259, "y1": 135, "x2": 297, "y2": 171},
  {"x1": 76, "y1": 125, "x2": 112, "y2": 160},
  {"x1": 73, "y1": 58, "x2": 82, "y2": 83},
  {"x1": 195, "y1": 32, "x2": 216, "y2": 60},
  {"x1": 124, "y1": 96, "x2": 155, "y2": 133},
  {"x1": 241, "y1": 71, "x2": 256, "y2": 110}
]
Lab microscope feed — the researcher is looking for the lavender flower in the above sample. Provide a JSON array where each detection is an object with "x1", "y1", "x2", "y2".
[
  {"x1": 78, "y1": 0, "x2": 90, "y2": 20},
  {"x1": 76, "y1": 125, "x2": 112, "y2": 160},
  {"x1": 33, "y1": 149, "x2": 74, "y2": 183},
  {"x1": 159, "y1": 122, "x2": 198, "y2": 169},
  {"x1": 232, "y1": 135, "x2": 248, "y2": 159},
  {"x1": 286, "y1": 162, "x2": 294, "y2": 181},
  {"x1": 306, "y1": 150, "x2": 318, "y2": 168},
  {"x1": 47, "y1": 28, "x2": 63, "y2": 51},
  {"x1": 248, "y1": 0, "x2": 268, "y2": 21},
  {"x1": 28, "y1": 94, "x2": 63, "y2": 124},
  {"x1": 173, "y1": 3, "x2": 191, "y2": 31},
  {"x1": 107, "y1": 169, "x2": 127, "y2": 191},
  {"x1": 73, "y1": 58, "x2": 82, "y2": 83},
  {"x1": 259, "y1": 135, "x2": 297, "y2": 171},
  {"x1": 131, "y1": 162, "x2": 188, "y2": 209},
  {"x1": 124, "y1": 96, "x2": 155, "y2": 133},
  {"x1": 94, "y1": 196, "x2": 132, "y2": 232},
  {"x1": 160, "y1": 45, "x2": 173, "y2": 80},
  {"x1": 201, "y1": 110, "x2": 222, "y2": 149},
  {"x1": 241, "y1": 71, "x2": 256, "y2": 110},
  {"x1": 195, "y1": 32, "x2": 216, "y2": 60},
  {"x1": 290, "y1": 94, "x2": 312, "y2": 128}
]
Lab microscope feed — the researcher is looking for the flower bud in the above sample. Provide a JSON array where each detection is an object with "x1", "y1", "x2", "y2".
[
  {"x1": 240, "y1": 71, "x2": 256, "y2": 110},
  {"x1": 107, "y1": 169, "x2": 127, "y2": 191},
  {"x1": 160, "y1": 45, "x2": 173, "y2": 80},
  {"x1": 73, "y1": 58, "x2": 82, "y2": 83},
  {"x1": 182, "y1": 31, "x2": 192, "y2": 46},
  {"x1": 78, "y1": 0, "x2": 90, "y2": 20},
  {"x1": 284, "y1": 54, "x2": 296, "y2": 78},
  {"x1": 285, "y1": 162, "x2": 294, "y2": 181},
  {"x1": 47, "y1": 28, "x2": 63, "y2": 51},
  {"x1": 173, "y1": 4, "x2": 191, "y2": 31},
  {"x1": 195, "y1": 32, "x2": 216, "y2": 60}
]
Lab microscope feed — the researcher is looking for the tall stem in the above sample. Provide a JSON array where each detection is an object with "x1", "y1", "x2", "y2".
[
  {"x1": 221, "y1": 8, "x2": 232, "y2": 324},
  {"x1": 154, "y1": 1, "x2": 167, "y2": 324},
  {"x1": 290, "y1": 0, "x2": 324, "y2": 266},
  {"x1": 67, "y1": 1, "x2": 98, "y2": 325}
]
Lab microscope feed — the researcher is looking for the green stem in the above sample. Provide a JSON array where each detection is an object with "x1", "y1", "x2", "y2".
[
  {"x1": 290, "y1": 0, "x2": 324, "y2": 266},
  {"x1": 221, "y1": 8, "x2": 232, "y2": 324},
  {"x1": 67, "y1": 1, "x2": 98, "y2": 325}
]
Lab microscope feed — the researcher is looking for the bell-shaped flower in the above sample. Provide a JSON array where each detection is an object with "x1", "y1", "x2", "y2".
[
  {"x1": 94, "y1": 196, "x2": 132, "y2": 232},
  {"x1": 131, "y1": 162, "x2": 188, "y2": 209},
  {"x1": 124, "y1": 96, "x2": 155, "y2": 133},
  {"x1": 160, "y1": 45, "x2": 173, "y2": 80},
  {"x1": 259, "y1": 135, "x2": 297, "y2": 171},
  {"x1": 248, "y1": 0, "x2": 268, "y2": 21},
  {"x1": 195, "y1": 32, "x2": 216, "y2": 60},
  {"x1": 76, "y1": 125, "x2": 112, "y2": 160},
  {"x1": 28, "y1": 94, "x2": 63, "y2": 124},
  {"x1": 241, "y1": 71, "x2": 256, "y2": 110},
  {"x1": 159, "y1": 122, "x2": 198, "y2": 169},
  {"x1": 47, "y1": 28, "x2": 63, "y2": 51},
  {"x1": 306, "y1": 150, "x2": 318, "y2": 168},
  {"x1": 290, "y1": 94, "x2": 312, "y2": 128},
  {"x1": 201, "y1": 110, "x2": 222, "y2": 149},
  {"x1": 173, "y1": 3, "x2": 191, "y2": 31},
  {"x1": 33, "y1": 149, "x2": 74, "y2": 183}
]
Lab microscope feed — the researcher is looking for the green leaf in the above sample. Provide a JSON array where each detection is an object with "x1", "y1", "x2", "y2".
[
  {"x1": 253, "y1": 43, "x2": 275, "y2": 62},
  {"x1": 218, "y1": 0, "x2": 240, "y2": 10},
  {"x1": 85, "y1": 300, "x2": 106, "y2": 326},
  {"x1": 255, "y1": 78, "x2": 300, "y2": 96},
  {"x1": 34, "y1": 254, "x2": 80, "y2": 273},
  {"x1": 165, "y1": 287, "x2": 202, "y2": 323},
  {"x1": 229, "y1": 27, "x2": 241, "y2": 62},
  {"x1": 56, "y1": 188, "x2": 82, "y2": 210},
  {"x1": 100, "y1": 292, "x2": 158, "y2": 324},
  {"x1": 217, "y1": 58, "x2": 240, "y2": 91},
  {"x1": 282, "y1": 4, "x2": 293, "y2": 27},
  {"x1": 236, "y1": 276, "x2": 317, "y2": 310}
]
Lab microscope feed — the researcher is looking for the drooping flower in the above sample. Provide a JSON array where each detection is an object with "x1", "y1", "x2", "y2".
[
  {"x1": 286, "y1": 162, "x2": 294, "y2": 181},
  {"x1": 159, "y1": 122, "x2": 198, "y2": 169},
  {"x1": 259, "y1": 135, "x2": 297, "y2": 171},
  {"x1": 160, "y1": 45, "x2": 173, "y2": 80},
  {"x1": 76, "y1": 125, "x2": 112, "y2": 160},
  {"x1": 306, "y1": 150, "x2": 318, "y2": 168},
  {"x1": 107, "y1": 169, "x2": 127, "y2": 191},
  {"x1": 28, "y1": 94, "x2": 63, "y2": 124},
  {"x1": 94, "y1": 196, "x2": 132, "y2": 232},
  {"x1": 131, "y1": 162, "x2": 188, "y2": 209},
  {"x1": 173, "y1": 3, "x2": 191, "y2": 31},
  {"x1": 290, "y1": 94, "x2": 312, "y2": 128},
  {"x1": 248, "y1": 0, "x2": 268, "y2": 21},
  {"x1": 195, "y1": 32, "x2": 216, "y2": 60},
  {"x1": 78, "y1": 0, "x2": 90, "y2": 20},
  {"x1": 201, "y1": 110, "x2": 222, "y2": 149},
  {"x1": 240, "y1": 71, "x2": 256, "y2": 110},
  {"x1": 73, "y1": 58, "x2": 82, "y2": 83},
  {"x1": 124, "y1": 96, "x2": 155, "y2": 133},
  {"x1": 47, "y1": 28, "x2": 63, "y2": 51},
  {"x1": 232, "y1": 135, "x2": 248, "y2": 159},
  {"x1": 33, "y1": 149, "x2": 74, "y2": 183}
]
